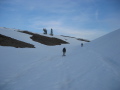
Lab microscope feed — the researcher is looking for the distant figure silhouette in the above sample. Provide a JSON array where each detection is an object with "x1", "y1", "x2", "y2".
[
  {"x1": 62, "y1": 47, "x2": 66, "y2": 56},
  {"x1": 81, "y1": 43, "x2": 83, "y2": 47}
]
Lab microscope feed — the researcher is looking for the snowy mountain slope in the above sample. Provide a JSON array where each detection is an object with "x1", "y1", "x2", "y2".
[
  {"x1": 86, "y1": 29, "x2": 120, "y2": 59},
  {"x1": 0, "y1": 27, "x2": 39, "y2": 48},
  {"x1": 0, "y1": 27, "x2": 120, "y2": 90},
  {"x1": 0, "y1": 27, "x2": 82, "y2": 47},
  {"x1": 86, "y1": 29, "x2": 120, "y2": 77}
]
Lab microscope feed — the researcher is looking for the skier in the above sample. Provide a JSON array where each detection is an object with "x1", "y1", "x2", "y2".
[
  {"x1": 62, "y1": 47, "x2": 66, "y2": 56},
  {"x1": 81, "y1": 43, "x2": 83, "y2": 47}
]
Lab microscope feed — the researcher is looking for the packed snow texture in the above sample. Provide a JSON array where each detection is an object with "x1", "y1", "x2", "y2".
[{"x1": 0, "y1": 27, "x2": 120, "y2": 90}]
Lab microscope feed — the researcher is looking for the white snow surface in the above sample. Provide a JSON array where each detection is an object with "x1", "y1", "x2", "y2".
[{"x1": 0, "y1": 27, "x2": 120, "y2": 90}]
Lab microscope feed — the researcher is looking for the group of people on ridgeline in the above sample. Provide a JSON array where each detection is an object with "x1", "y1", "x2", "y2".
[{"x1": 62, "y1": 43, "x2": 83, "y2": 56}]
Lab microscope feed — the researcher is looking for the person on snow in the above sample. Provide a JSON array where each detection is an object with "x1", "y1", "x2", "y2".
[
  {"x1": 62, "y1": 47, "x2": 66, "y2": 56},
  {"x1": 81, "y1": 43, "x2": 83, "y2": 47}
]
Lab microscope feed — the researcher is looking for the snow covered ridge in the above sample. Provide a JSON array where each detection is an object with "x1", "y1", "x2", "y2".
[
  {"x1": 86, "y1": 28, "x2": 120, "y2": 72},
  {"x1": 18, "y1": 31, "x2": 69, "y2": 46},
  {"x1": 0, "y1": 27, "x2": 72, "y2": 48},
  {"x1": 61, "y1": 35, "x2": 90, "y2": 42},
  {"x1": 0, "y1": 34, "x2": 35, "y2": 48},
  {"x1": 0, "y1": 27, "x2": 89, "y2": 48}
]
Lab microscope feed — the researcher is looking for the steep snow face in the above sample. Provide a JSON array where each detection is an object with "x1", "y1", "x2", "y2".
[
  {"x1": 87, "y1": 29, "x2": 120, "y2": 59},
  {"x1": 86, "y1": 29, "x2": 120, "y2": 75},
  {"x1": 64, "y1": 29, "x2": 120, "y2": 90}
]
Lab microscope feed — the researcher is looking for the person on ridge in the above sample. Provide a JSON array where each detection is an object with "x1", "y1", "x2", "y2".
[{"x1": 62, "y1": 47, "x2": 66, "y2": 56}]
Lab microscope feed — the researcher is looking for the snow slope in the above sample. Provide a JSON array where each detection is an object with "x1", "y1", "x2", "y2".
[
  {"x1": 86, "y1": 29, "x2": 120, "y2": 76},
  {"x1": 0, "y1": 27, "x2": 120, "y2": 90}
]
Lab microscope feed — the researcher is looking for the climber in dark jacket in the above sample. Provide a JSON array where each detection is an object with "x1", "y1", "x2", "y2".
[
  {"x1": 81, "y1": 43, "x2": 83, "y2": 47},
  {"x1": 63, "y1": 47, "x2": 66, "y2": 56}
]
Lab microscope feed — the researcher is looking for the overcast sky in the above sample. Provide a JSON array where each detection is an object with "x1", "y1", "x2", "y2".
[{"x1": 0, "y1": 0, "x2": 120, "y2": 40}]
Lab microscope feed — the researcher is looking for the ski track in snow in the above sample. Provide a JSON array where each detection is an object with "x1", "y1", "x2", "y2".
[
  {"x1": 87, "y1": 47, "x2": 120, "y2": 79},
  {"x1": 0, "y1": 54, "x2": 66, "y2": 90}
]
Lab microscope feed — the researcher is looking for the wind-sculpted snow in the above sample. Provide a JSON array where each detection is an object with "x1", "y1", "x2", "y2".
[{"x1": 0, "y1": 27, "x2": 120, "y2": 90}]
